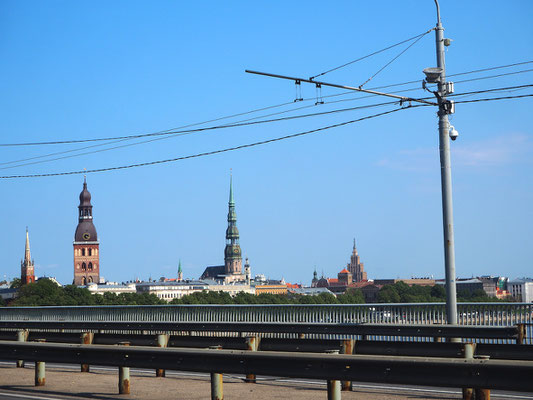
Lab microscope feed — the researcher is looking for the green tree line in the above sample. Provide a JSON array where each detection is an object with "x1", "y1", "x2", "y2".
[{"x1": 1, "y1": 278, "x2": 506, "y2": 307}]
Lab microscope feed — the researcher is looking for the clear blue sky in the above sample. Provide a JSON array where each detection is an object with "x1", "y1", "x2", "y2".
[{"x1": 1, "y1": 1, "x2": 531, "y2": 285}]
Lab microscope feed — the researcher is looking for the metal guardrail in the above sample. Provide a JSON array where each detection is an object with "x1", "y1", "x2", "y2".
[
  {"x1": 1, "y1": 302, "x2": 530, "y2": 324},
  {"x1": 1, "y1": 341, "x2": 532, "y2": 392},
  {"x1": 1, "y1": 329, "x2": 532, "y2": 361},
  {"x1": 0, "y1": 320, "x2": 522, "y2": 341}
]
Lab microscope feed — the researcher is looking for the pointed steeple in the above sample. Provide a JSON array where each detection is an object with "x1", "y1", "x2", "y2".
[
  {"x1": 24, "y1": 227, "x2": 31, "y2": 263},
  {"x1": 224, "y1": 173, "x2": 242, "y2": 275},
  {"x1": 177, "y1": 259, "x2": 183, "y2": 281},
  {"x1": 21, "y1": 227, "x2": 35, "y2": 284},
  {"x1": 347, "y1": 238, "x2": 367, "y2": 282},
  {"x1": 229, "y1": 172, "x2": 234, "y2": 205}
]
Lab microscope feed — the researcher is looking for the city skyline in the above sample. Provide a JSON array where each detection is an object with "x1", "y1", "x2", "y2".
[{"x1": 1, "y1": 1, "x2": 531, "y2": 284}]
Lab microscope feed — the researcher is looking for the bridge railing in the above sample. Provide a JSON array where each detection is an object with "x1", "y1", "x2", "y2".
[{"x1": 0, "y1": 303, "x2": 531, "y2": 343}]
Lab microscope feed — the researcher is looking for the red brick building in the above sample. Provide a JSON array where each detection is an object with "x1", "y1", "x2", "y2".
[{"x1": 73, "y1": 179, "x2": 100, "y2": 285}]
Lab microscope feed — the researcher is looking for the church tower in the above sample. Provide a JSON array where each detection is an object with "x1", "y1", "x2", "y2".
[
  {"x1": 224, "y1": 175, "x2": 242, "y2": 275},
  {"x1": 73, "y1": 178, "x2": 100, "y2": 285},
  {"x1": 21, "y1": 228, "x2": 35, "y2": 284},
  {"x1": 347, "y1": 239, "x2": 367, "y2": 282}
]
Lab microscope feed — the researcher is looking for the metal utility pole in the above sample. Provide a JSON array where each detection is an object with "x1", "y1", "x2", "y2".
[
  {"x1": 433, "y1": 0, "x2": 458, "y2": 325},
  {"x1": 246, "y1": 0, "x2": 458, "y2": 325}
]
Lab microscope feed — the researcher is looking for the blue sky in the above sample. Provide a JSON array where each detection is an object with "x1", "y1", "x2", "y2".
[{"x1": 0, "y1": 1, "x2": 531, "y2": 285}]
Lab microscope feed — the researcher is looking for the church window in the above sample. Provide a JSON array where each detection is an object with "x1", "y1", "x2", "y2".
[
  {"x1": 82, "y1": 248, "x2": 86, "y2": 256},
  {"x1": 82, "y1": 262, "x2": 86, "y2": 271},
  {"x1": 88, "y1": 276, "x2": 93, "y2": 283},
  {"x1": 88, "y1": 248, "x2": 92, "y2": 256},
  {"x1": 88, "y1": 262, "x2": 93, "y2": 271},
  {"x1": 82, "y1": 277, "x2": 87, "y2": 285}
]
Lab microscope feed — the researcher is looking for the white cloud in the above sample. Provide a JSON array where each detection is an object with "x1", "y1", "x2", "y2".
[
  {"x1": 377, "y1": 133, "x2": 532, "y2": 171},
  {"x1": 453, "y1": 134, "x2": 531, "y2": 167}
]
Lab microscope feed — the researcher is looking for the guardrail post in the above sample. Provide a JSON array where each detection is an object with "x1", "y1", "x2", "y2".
[
  {"x1": 474, "y1": 355, "x2": 490, "y2": 400},
  {"x1": 209, "y1": 346, "x2": 223, "y2": 400},
  {"x1": 16, "y1": 329, "x2": 28, "y2": 368},
  {"x1": 118, "y1": 342, "x2": 130, "y2": 395},
  {"x1": 80, "y1": 332, "x2": 94, "y2": 372},
  {"x1": 34, "y1": 339, "x2": 46, "y2": 387},
  {"x1": 517, "y1": 323, "x2": 526, "y2": 345},
  {"x1": 325, "y1": 350, "x2": 341, "y2": 400},
  {"x1": 244, "y1": 336, "x2": 260, "y2": 383},
  {"x1": 340, "y1": 339, "x2": 354, "y2": 391},
  {"x1": 462, "y1": 343, "x2": 476, "y2": 400},
  {"x1": 156, "y1": 333, "x2": 169, "y2": 377}
]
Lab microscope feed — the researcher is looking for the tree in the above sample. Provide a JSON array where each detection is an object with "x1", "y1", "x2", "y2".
[
  {"x1": 11, "y1": 278, "x2": 70, "y2": 306},
  {"x1": 10, "y1": 278, "x2": 21, "y2": 289},
  {"x1": 337, "y1": 288, "x2": 365, "y2": 304}
]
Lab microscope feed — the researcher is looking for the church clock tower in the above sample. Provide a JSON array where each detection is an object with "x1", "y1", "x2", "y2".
[
  {"x1": 73, "y1": 178, "x2": 100, "y2": 285},
  {"x1": 224, "y1": 175, "x2": 242, "y2": 275}
]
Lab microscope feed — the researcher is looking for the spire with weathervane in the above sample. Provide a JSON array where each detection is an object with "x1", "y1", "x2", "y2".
[
  {"x1": 21, "y1": 227, "x2": 35, "y2": 284},
  {"x1": 224, "y1": 173, "x2": 242, "y2": 275}
]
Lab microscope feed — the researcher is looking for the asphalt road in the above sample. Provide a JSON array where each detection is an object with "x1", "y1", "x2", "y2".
[{"x1": 1, "y1": 361, "x2": 532, "y2": 400}]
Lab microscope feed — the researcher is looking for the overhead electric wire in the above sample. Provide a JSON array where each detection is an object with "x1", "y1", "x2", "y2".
[
  {"x1": 453, "y1": 93, "x2": 533, "y2": 104},
  {"x1": 0, "y1": 107, "x2": 412, "y2": 179},
  {"x1": 1, "y1": 62, "x2": 531, "y2": 148},
  {"x1": 358, "y1": 32, "x2": 430, "y2": 88},
  {"x1": 1, "y1": 92, "x2": 530, "y2": 179},
  {"x1": 0, "y1": 100, "x2": 404, "y2": 170},
  {"x1": 309, "y1": 28, "x2": 435, "y2": 80},
  {"x1": 1, "y1": 82, "x2": 530, "y2": 170}
]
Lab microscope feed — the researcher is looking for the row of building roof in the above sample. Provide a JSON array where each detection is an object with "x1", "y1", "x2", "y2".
[{"x1": 7, "y1": 176, "x2": 533, "y2": 304}]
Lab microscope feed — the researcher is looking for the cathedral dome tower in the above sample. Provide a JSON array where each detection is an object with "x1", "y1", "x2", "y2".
[{"x1": 73, "y1": 178, "x2": 100, "y2": 285}]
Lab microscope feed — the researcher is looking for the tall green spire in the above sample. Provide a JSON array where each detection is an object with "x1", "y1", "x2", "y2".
[
  {"x1": 229, "y1": 173, "x2": 234, "y2": 205},
  {"x1": 225, "y1": 173, "x2": 242, "y2": 275},
  {"x1": 177, "y1": 259, "x2": 183, "y2": 281}
]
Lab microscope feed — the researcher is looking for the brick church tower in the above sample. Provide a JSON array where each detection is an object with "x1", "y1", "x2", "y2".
[
  {"x1": 224, "y1": 175, "x2": 242, "y2": 275},
  {"x1": 21, "y1": 228, "x2": 35, "y2": 284},
  {"x1": 73, "y1": 178, "x2": 100, "y2": 285}
]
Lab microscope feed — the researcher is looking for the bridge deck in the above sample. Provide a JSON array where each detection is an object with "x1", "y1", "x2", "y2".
[{"x1": 0, "y1": 362, "x2": 466, "y2": 400}]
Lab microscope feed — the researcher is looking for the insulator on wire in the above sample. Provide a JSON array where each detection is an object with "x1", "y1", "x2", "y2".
[
  {"x1": 294, "y1": 80, "x2": 303, "y2": 102},
  {"x1": 315, "y1": 83, "x2": 324, "y2": 105}
]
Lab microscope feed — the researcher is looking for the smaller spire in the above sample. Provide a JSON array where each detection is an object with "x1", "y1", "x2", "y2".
[
  {"x1": 25, "y1": 227, "x2": 31, "y2": 262},
  {"x1": 229, "y1": 171, "x2": 234, "y2": 204},
  {"x1": 177, "y1": 259, "x2": 183, "y2": 281}
]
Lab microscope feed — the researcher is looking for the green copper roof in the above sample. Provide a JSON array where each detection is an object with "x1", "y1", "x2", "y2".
[
  {"x1": 229, "y1": 174, "x2": 234, "y2": 204},
  {"x1": 178, "y1": 259, "x2": 182, "y2": 273}
]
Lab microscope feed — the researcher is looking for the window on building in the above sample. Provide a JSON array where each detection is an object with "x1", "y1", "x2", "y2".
[
  {"x1": 88, "y1": 262, "x2": 93, "y2": 271},
  {"x1": 82, "y1": 248, "x2": 86, "y2": 256},
  {"x1": 82, "y1": 262, "x2": 86, "y2": 271},
  {"x1": 88, "y1": 248, "x2": 92, "y2": 256}
]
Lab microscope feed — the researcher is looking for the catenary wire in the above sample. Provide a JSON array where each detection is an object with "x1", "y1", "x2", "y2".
[
  {"x1": 1, "y1": 82, "x2": 531, "y2": 170},
  {"x1": 1, "y1": 63, "x2": 531, "y2": 148},
  {"x1": 2, "y1": 92, "x2": 531, "y2": 179},
  {"x1": 358, "y1": 32, "x2": 430, "y2": 88},
  {"x1": 0, "y1": 101, "x2": 403, "y2": 170},
  {"x1": 0, "y1": 108, "x2": 412, "y2": 179},
  {"x1": 309, "y1": 28, "x2": 435, "y2": 80}
]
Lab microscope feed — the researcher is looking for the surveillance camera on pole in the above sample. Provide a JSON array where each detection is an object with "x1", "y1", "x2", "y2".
[{"x1": 449, "y1": 125, "x2": 458, "y2": 141}]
